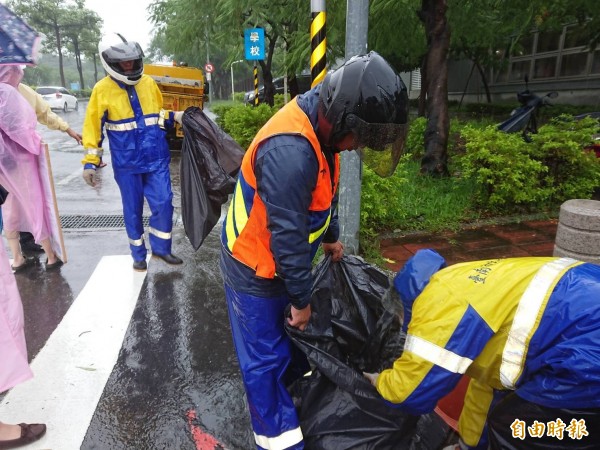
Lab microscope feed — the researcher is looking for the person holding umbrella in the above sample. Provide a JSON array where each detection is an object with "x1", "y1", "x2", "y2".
[
  {"x1": 0, "y1": 65, "x2": 64, "y2": 271},
  {"x1": 1, "y1": 6, "x2": 50, "y2": 447},
  {"x1": 1, "y1": 5, "x2": 64, "y2": 271}
]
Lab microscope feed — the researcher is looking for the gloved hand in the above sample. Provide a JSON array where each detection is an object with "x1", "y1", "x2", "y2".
[
  {"x1": 82, "y1": 168, "x2": 97, "y2": 187},
  {"x1": 363, "y1": 372, "x2": 380, "y2": 387},
  {"x1": 174, "y1": 111, "x2": 184, "y2": 124}
]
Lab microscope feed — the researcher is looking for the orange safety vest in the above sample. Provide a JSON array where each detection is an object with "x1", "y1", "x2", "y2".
[{"x1": 222, "y1": 98, "x2": 339, "y2": 279}]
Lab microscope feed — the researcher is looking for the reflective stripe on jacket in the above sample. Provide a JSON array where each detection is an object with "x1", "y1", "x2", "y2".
[
  {"x1": 222, "y1": 97, "x2": 339, "y2": 279},
  {"x1": 377, "y1": 257, "x2": 600, "y2": 448},
  {"x1": 81, "y1": 75, "x2": 173, "y2": 173}
]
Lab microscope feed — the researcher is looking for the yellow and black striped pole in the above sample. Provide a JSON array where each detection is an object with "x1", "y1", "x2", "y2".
[
  {"x1": 253, "y1": 64, "x2": 259, "y2": 106},
  {"x1": 310, "y1": 0, "x2": 326, "y2": 87}
]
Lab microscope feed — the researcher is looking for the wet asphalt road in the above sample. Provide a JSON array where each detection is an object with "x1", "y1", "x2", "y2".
[{"x1": 3, "y1": 103, "x2": 255, "y2": 449}]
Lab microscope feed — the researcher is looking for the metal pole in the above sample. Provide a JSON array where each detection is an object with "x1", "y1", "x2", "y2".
[
  {"x1": 338, "y1": 0, "x2": 369, "y2": 255},
  {"x1": 253, "y1": 64, "x2": 259, "y2": 106},
  {"x1": 231, "y1": 60, "x2": 243, "y2": 101},
  {"x1": 310, "y1": 0, "x2": 327, "y2": 88},
  {"x1": 231, "y1": 65, "x2": 235, "y2": 101},
  {"x1": 205, "y1": 16, "x2": 213, "y2": 104},
  {"x1": 283, "y1": 50, "x2": 289, "y2": 104}
]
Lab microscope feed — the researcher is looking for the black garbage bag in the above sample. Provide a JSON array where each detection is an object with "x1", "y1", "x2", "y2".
[
  {"x1": 180, "y1": 107, "x2": 245, "y2": 250},
  {"x1": 286, "y1": 255, "x2": 448, "y2": 450}
]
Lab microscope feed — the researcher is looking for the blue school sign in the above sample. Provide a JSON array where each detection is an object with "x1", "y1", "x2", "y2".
[{"x1": 244, "y1": 28, "x2": 265, "y2": 61}]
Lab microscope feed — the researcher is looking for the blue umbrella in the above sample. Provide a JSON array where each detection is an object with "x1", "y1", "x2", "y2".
[{"x1": 0, "y1": 3, "x2": 41, "y2": 65}]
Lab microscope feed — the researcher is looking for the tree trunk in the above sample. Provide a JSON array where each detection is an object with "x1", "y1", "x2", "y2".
[
  {"x1": 261, "y1": 31, "x2": 278, "y2": 106},
  {"x1": 458, "y1": 62, "x2": 476, "y2": 109},
  {"x1": 475, "y1": 59, "x2": 492, "y2": 103},
  {"x1": 259, "y1": 60, "x2": 274, "y2": 106},
  {"x1": 55, "y1": 25, "x2": 66, "y2": 87},
  {"x1": 419, "y1": 0, "x2": 450, "y2": 177},
  {"x1": 74, "y1": 39, "x2": 85, "y2": 90},
  {"x1": 288, "y1": 75, "x2": 299, "y2": 99},
  {"x1": 93, "y1": 55, "x2": 98, "y2": 84}
]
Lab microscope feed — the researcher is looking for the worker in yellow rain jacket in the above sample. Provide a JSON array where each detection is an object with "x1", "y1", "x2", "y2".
[
  {"x1": 364, "y1": 249, "x2": 600, "y2": 450},
  {"x1": 81, "y1": 33, "x2": 184, "y2": 271}
]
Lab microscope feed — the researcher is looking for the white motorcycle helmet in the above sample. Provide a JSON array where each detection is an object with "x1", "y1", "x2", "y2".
[{"x1": 98, "y1": 32, "x2": 144, "y2": 85}]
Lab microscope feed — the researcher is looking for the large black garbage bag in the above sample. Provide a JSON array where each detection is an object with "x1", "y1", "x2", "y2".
[
  {"x1": 286, "y1": 255, "x2": 448, "y2": 450},
  {"x1": 180, "y1": 107, "x2": 245, "y2": 250}
]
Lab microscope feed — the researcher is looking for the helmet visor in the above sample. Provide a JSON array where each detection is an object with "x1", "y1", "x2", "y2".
[{"x1": 350, "y1": 115, "x2": 408, "y2": 177}]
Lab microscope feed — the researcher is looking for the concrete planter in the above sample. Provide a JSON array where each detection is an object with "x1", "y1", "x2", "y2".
[{"x1": 554, "y1": 199, "x2": 600, "y2": 264}]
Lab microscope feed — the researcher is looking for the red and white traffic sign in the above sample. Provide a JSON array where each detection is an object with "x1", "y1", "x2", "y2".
[{"x1": 204, "y1": 63, "x2": 214, "y2": 73}]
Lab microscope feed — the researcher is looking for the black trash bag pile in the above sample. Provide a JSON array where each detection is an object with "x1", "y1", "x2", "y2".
[
  {"x1": 180, "y1": 107, "x2": 245, "y2": 250},
  {"x1": 286, "y1": 255, "x2": 449, "y2": 450}
]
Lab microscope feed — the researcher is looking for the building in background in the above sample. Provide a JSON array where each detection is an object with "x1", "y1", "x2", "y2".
[{"x1": 447, "y1": 23, "x2": 600, "y2": 106}]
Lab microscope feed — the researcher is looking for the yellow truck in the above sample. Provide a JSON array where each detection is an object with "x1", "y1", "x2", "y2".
[{"x1": 144, "y1": 63, "x2": 209, "y2": 148}]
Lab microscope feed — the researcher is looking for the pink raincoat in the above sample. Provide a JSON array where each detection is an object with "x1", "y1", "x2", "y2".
[
  {"x1": 0, "y1": 236, "x2": 32, "y2": 392},
  {"x1": 0, "y1": 65, "x2": 63, "y2": 259}
]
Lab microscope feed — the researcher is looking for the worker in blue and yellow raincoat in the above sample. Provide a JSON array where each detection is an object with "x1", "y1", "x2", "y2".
[
  {"x1": 82, "y1": 33, "x2": 184, "y2": 272},
  {"x1": 365, "y1": 249, "x2": 600, "y2": 450},
  {"x1": 220, "y1": 52, "x2": 409, "y2": 450}
]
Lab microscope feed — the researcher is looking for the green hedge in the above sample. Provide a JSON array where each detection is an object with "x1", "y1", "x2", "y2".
[
  {"x1": 221, "y1": 103, "x2": 278, "y2": 150},
  {"x1": 459, "y1": 115, "x2": 600, "y2": 212},
  {"x1": 212, "y1": 100, "x2": 600, "y2": 246}
]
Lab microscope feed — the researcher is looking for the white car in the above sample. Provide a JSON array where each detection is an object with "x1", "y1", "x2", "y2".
[{"x1": 36, "y1": 86, "x2": 78, "y2": 112}]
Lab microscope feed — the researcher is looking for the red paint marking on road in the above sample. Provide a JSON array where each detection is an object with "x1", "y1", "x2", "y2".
[{"x1": 186, "y1": 409, "x2": 225, "y2": 450}]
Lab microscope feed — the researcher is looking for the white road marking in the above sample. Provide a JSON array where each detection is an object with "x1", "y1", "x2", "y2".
[{"x1": 0, "y1": 255, "x2": 147, "y2": 449}]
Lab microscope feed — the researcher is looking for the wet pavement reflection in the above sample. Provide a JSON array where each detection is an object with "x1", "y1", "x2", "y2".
[{"x1": 82, "y1": 232, "x2": 253, "y2": 449}]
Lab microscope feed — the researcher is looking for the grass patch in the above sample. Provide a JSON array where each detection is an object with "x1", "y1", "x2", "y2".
[
  {"x1": 361, "y1": 158, "x2": 479, "y2": 234},
  {"x1": 359, "y1": 158, "x2": 480, "y2": 263}
]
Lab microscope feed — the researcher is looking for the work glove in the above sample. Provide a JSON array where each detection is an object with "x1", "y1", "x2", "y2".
[
  {"x1": 174, "y1": 111, "x2": 184, "y2": 124},
  {"x1": 363, "y1": 372, "x2": 380, "y2": 387},
  {"x1": 82, "y1": 168, "x2": 97, "y2": 187}
]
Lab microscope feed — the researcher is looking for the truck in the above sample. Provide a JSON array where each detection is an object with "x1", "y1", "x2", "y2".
[{"x1": 144, "y1": 63, "x2": 209, "y2": 149}]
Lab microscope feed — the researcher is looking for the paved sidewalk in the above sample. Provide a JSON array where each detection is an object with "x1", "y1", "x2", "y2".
[{"x1": 380, "y1": 219, "x2": 559, "y2": 272}]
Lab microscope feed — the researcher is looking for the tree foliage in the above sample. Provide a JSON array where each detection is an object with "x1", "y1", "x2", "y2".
[
  {"x1": 8, "y1": 0, "x2": 102, "y2": 88},
  {"x1": 63, "y1": 6, "x2": 102, "y2": 89},
  {"x1": 149, "y1": 0, "x2": 347, "y2": 105},
  {"x1": 368, "y1": 0, "x2": 598, "y2": 176},
  {"x1": 460, "y1": 117, "x2": 600, "y2": 210},
  {"x1": 148, "y1": 0, "x2": 233, "y2": 99}
]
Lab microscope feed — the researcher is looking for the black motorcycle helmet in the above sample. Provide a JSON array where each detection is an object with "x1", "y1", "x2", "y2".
[
  {"x1": 317, "y1": 51, "x2": 409, "y2": 176},
  {"x1": 98, "y1": 32, "x2": 145, "y2": 85}
]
